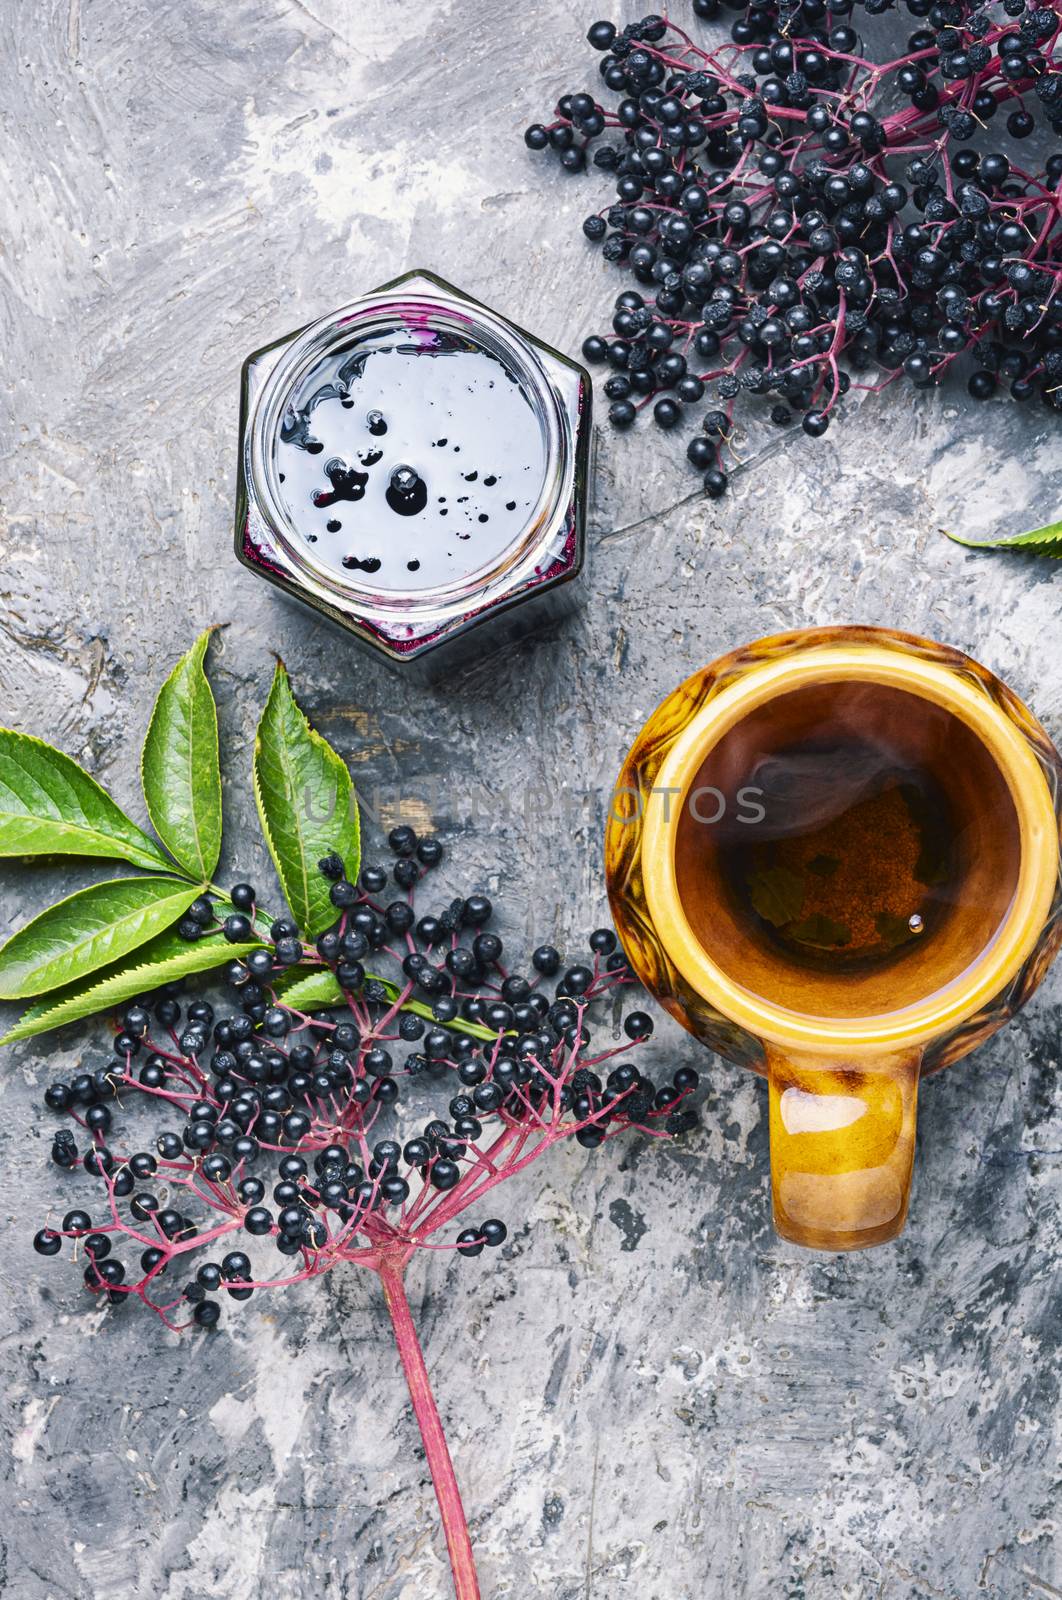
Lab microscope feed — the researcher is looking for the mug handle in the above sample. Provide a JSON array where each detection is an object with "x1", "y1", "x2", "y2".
[{"x1": 764, "y1": 1045, "x2": 922, "y2": 1251}]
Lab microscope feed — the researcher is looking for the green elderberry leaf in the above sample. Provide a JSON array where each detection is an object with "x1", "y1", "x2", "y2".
[
  {"x1": 253, "y1": 663, "x2": 360, "y2": 938},
  {"x1": 278, "y1": 966, "x2": 498, "y2": 1043},
  {"x1": 0, "y1": 730, "x2": 173, "y2": 871},
  {"x1": 747, "y1": 864, "x2": 806, "y2": 927},
  {"x1": 944, "y1": 515, "x2": 1062, "y2": 556},
  {"x1": 0, "y1": 875, "x2": 206, "y2": 999},
  {"x1": 141, "y1": 630, "x2": 223, "y2": 881},
  {"x1": 0, "y1": 923, "x2": 263, "y2": 1043},
  {"x1": 277, "y1": 968, "x2": 357, "y2": 1012},
  {"x1": 268, "y1": 963, "x2": 322, "y2": 999}
]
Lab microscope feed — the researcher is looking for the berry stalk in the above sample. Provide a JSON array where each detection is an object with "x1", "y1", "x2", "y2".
[{"x1": 378, "y1": 1255, "x2": 482, "y2": 1600}]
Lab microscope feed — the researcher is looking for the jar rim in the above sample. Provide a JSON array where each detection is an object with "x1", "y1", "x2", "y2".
[{"x1": 246, "y1": 288, "x2": 573, "y2": 621}]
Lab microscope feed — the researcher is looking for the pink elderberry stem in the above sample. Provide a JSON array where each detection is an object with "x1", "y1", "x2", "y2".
[{"x1": 377, "y1": 1257, "x2": 481, "y2": 1600}]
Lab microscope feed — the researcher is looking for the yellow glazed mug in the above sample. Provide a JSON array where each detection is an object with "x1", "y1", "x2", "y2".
[{"x1": 605, "y1": 627, "x2": 1062, "y2": 1251}]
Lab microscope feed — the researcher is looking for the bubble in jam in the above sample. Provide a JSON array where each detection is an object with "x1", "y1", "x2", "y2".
[{"x1": 274, "y1": 326, "x2": 549, "y2": 592}]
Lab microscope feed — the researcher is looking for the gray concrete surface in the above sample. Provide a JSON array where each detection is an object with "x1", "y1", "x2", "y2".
[{"x1": 2, "y1": 1, "x2": 1061, "y2": 1596}]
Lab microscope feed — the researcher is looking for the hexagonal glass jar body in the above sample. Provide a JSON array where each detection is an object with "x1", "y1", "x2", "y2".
[{"x1": 235, "y1": 270, "x2": 592, "y2": 675}]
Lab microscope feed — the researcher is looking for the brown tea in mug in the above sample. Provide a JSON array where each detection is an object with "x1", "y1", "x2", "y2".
[
  {"x1": 725, "y1": 751, "x2": 956, "y2": 973},
  {"x1": 673, "y1": 680, "x2": 1023, "y2": 1017}
]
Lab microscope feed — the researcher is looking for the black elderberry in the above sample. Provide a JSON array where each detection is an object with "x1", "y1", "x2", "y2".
[
  {"x1": 123, "y1": 1005, "x2": 150, "y2": 1037},
  {"x1": 431, "y1": 1158, "x2": 460, "y2": 1196},
  {"x1": 403, "y1": 1137, "x2": 432, "y2": 1167},
  {"x1": 87, "y1": 1257, "x2": 125, "y2": 1289},
  {"x1": 686, "y1": 436, "x2": 715, "y2": 470},
  {"x1": 220, "y1": 908, "x2": 252, "y2": 940},
  {"x1": 247, "y1": 949, "x2": 274, "y2": 979},
  {"x1": 393, "y1": 858, "x2": 419, "y2": 890},
  {"x1": 473, "y1": 1082, "x2": 504, "y2": 1113}
]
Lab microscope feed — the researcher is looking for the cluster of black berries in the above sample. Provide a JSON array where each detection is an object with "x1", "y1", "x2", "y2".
[
  {"x1": 33, "y1": 829, "x2": 697, "y2": 1330},
  {"x1": 525, "y1": 5, "x2": 1062, "y2": 496}
]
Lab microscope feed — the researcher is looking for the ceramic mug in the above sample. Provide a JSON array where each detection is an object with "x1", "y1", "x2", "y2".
[{"x1": 605, "y1": 627, "x2": 1062, "y2": 1251}]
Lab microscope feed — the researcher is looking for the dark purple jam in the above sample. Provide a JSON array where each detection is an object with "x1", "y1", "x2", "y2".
[{"x1": 275, "y1": 328, "x2": 548, "y2": 592}]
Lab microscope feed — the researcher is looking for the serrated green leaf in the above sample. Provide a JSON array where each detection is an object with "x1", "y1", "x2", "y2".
[
  {"x1": 278, "y1": 968, "x2": 347, "y2": 1012},
  {"x1": 253, "y1": 663, "x2": 360, "y2": 938},
  {"x1": 944, "y1": 516, "x2": 1062, "y2": 556},
  {"x1": 0, "y1": 730, "x2": 173, "y2": 870},
  {"x1": 269, "y1": 962, "x2": 320, "y2": 999},
  {"x1": 0, "y1": 876, "x2": 206, "y2": 999},
  {"x1": 1, "y1": 925, "x2": 263, "y2": 1043},
  {"x1": 141, "y1": 631, "x2": 223, "y2": 880},
  {"x1": 278, "y1": 966, "x2": 498, "y2": 1042}
]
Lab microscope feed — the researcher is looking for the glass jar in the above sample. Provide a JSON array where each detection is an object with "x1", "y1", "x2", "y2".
[{"x1": 235, "y1": 269, "x2": 592, "y2": 675}]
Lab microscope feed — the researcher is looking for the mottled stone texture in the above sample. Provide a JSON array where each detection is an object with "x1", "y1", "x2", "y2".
[{"x1": 1, "y1": 1, "x2": 1060, "y2": 1596}]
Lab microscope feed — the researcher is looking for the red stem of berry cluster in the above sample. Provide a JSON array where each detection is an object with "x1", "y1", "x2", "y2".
[{"x1": 379, "y1": 1254, "x2": 482, "y2": 1600}]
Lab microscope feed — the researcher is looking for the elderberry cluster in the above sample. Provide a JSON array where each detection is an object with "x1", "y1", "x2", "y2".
[
  {"x1": 526, "y1": 5, "x2": 1062, "y2": 496},
  {"x1": 32, "y1": 829, "x2": 697, "y2": 1330}
]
